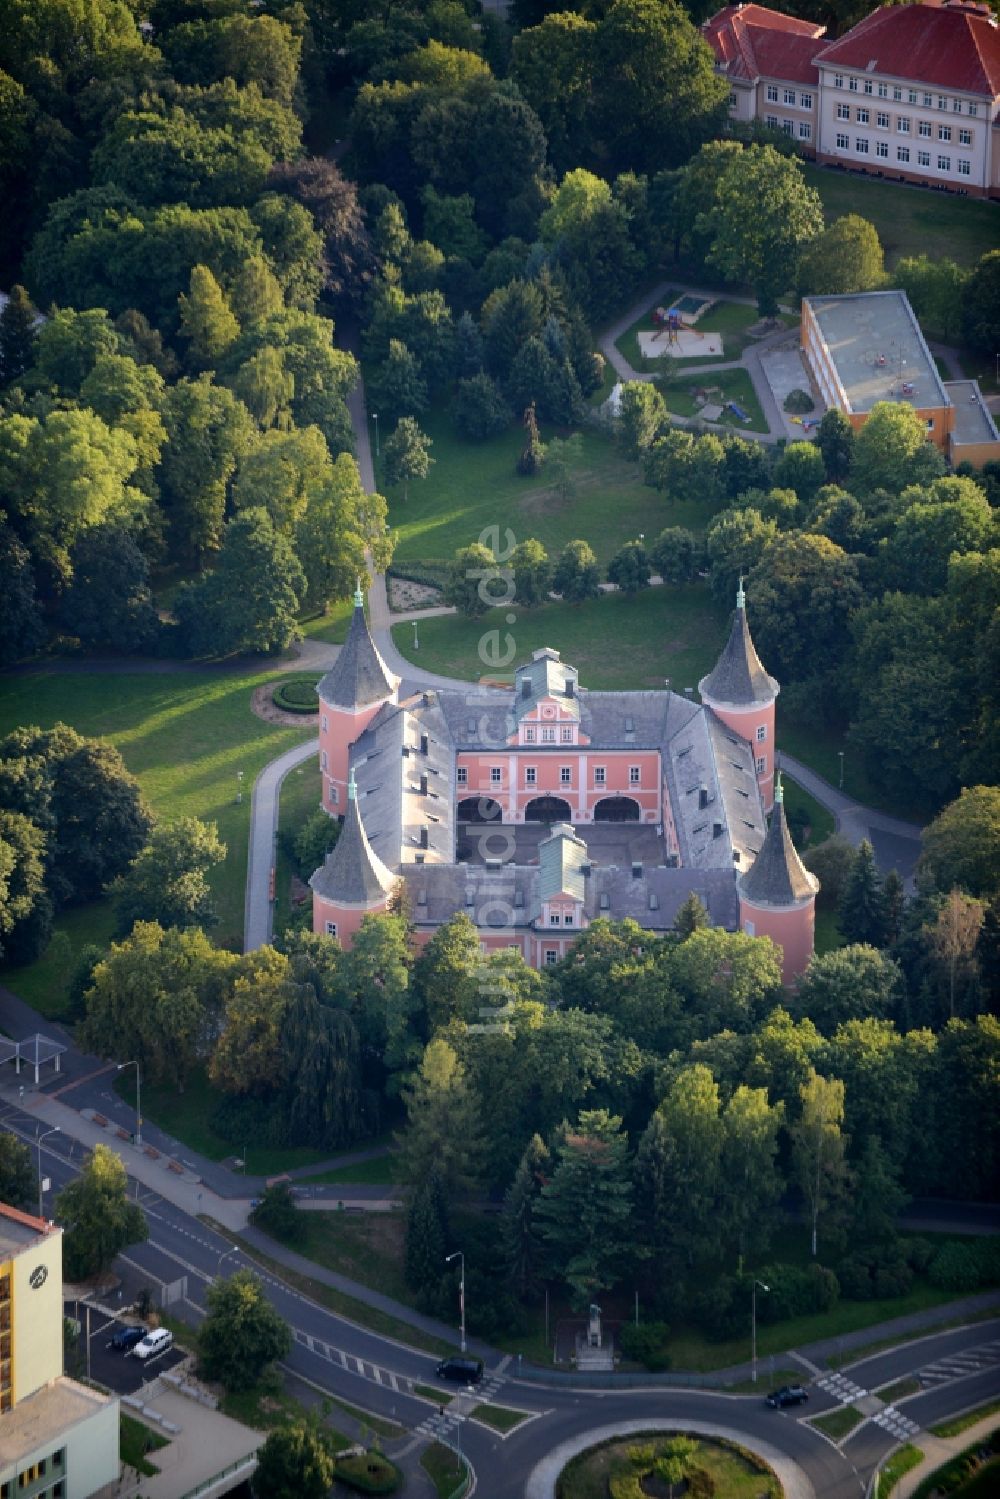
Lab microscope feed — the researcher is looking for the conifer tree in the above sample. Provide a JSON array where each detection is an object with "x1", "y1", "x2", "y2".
[
  {"x1": 501, "y1": 1134, "x2": 550, "y2": 1300},
  {"x1": 535, "y1": 1110, "x2": 633, "y2": 1307},
  {"x1": 178, "y1": 264, "x2": 240, "y2": 366},
  {"x1": 674, "y1": 892, "x2": 709, "y2": 939},
  {"x1": 404, "y1": 1165, "x2": 448, "y2": 1297},
  {"x1": 396, "y1": 1038, "x2": 484, "y2": 1195},
  {"x1": 838, "y1": 839, "x2": 888, "y2": 947},
  {"x1": 0, "y1": 285, "x2": 38, "y2": 385},
  {"x1": 517, "y1": 401, "x2": 545, "y2": 476}
]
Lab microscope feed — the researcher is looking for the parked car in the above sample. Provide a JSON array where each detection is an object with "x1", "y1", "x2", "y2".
[
  {"x1": 109, "y1": 1324, "x2": 147, "y2": 1352},
  {"x1": 133, "y1": 1328, "x2": 173, "y2": 1361},
  {"x1": 435, "y1": 1357, "x2": 484, "y2": 1385},
  {"x1": 766, "y1": 1384, "x2": 809, "y2": 1409}
]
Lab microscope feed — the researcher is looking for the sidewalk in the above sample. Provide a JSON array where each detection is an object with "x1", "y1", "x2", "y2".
[{"x1": 893, "y1": 1411, "x2": 1000, "y2": 1498}]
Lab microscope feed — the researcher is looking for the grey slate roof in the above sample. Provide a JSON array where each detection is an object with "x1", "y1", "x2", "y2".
[
  {"x1": 309, "y1": 776, "x2": 395, "y2": 906},
  {"x1": 317, "y1": 602, "x2": 397, "y2": 711},
  {"x1": 538, "y1": 824, "x2": 589, "y2": 904},
  {"x1": 738, "y1": 780, "x2": 818, "y2": 908},
  {"x1": 699, "y1": 606, "x2": 778, "y2": 708},
  {"x1": 514, "y1": 648, "x2": 580, "y2": 722},
  {"x1": 350, "y1": 692, "x2": 457, "y2": 872}
]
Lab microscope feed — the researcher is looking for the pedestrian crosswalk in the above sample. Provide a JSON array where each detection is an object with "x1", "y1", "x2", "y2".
[
  {"x1": 291, "y1": 1327, "x2": 409, "y2": 1393},
  {"x1": 414, "y1": 1358, "x2": 510, "y2": 1440},
  {"x1": 872, "y1": 1405, "x2": 920, "y2": 1440},
  {"x1": 918, "y1": 1340, "x2": 1000, "y2": 1387},
  {"x1": 815, "y1": 1372, "x2": 867, "y2": 1402}
]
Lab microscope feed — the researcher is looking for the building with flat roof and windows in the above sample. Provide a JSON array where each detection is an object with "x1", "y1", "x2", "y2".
[
  {"x1": 705, "y1": 0, "x2": 1000, "y2": 199},
  {"x1": 0, "y1": 1204, "x2": 118, "y2": 1499},
  {"x1": 801, "y1": 288, "x2": 1000, "y2": 465}
]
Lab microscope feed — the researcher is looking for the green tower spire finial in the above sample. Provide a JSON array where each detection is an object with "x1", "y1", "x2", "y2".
[
  {"x1": 736, "y1": 574, "x2": 746, "y2": 611},
  {"x1": 353, "y1": 576, "x2": 364, "y2": 609},
  {"x1": 347, "y1": 769, "x2": 357, "y2": 802},
  {"x1": 774, "y1": 768, "x2": 783, "y2": 805}
]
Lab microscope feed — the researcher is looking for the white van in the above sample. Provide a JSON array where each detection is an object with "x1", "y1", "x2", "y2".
[{"x1": 133, "y1": 1328, "x2": 172, "y2": 1361}]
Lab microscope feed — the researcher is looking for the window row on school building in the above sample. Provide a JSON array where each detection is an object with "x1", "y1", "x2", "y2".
[{"x1": 704, "y1": 0, "x2": 1000, "y2": 198}]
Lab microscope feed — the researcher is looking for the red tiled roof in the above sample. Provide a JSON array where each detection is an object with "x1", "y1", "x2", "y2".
[
  {"x1": 0, "y1": 1202, "x2": 52, "y2": 1235},
  {"x1": 816, "y1": 4, "x2": 1000, "y2": 97},
  {"x1": 704, "y1": 5, "x2": 827, "y2": 85}
]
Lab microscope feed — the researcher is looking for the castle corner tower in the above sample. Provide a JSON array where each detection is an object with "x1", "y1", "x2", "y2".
[
  {"x1": 310, "y1": 770, "x2": 396, "y2": 947},
  {"x1": 699, "y1": 580, "x2": 779, "y2": 809},
  {"x1": 317, "y1": 582, "x2": 399, "y2": 815},
  {"x1": 738, "y1": 771, "x2": 819, "y2": 985}
]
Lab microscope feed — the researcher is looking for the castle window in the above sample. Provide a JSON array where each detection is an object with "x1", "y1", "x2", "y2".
[
  {"x1": 457, "y1": 766, "x2": 467, "y2": 784},
  {"x1": 544, "y1": 949, "x2": 558, "y2": 965},
  {"x1": 560, "y1": 766, "x2": 572, "y2": 785},
  {"x1": 550, "y1": 912, "x2": 560, "y2": 925},
  {"x1": 524, "y1": 727, "x2": 535, "y2": 742},
  {"x1": 542, "y1": 727, "x2": 555, "y2": 743},
  {"x1": 594, "y1": 766, "x2": 606, "y2": 785},
  {"x1": 756, "y1": 725, "x2": 767, "y2": 742},
  {"x1": 561, "y1": 726, "x2": 573, "y2": 743},
  {"x1": 325, "y1": 921, "x2": 337, "y2": 938},
  {"x1": 525, "y1": 766, "x2": 536, "y2": 784},
  {"x1": 756, "y1": 757, "x2": 766, "y2": 774},
  {"x1": 490, "y1": 766, "x2": 502, "y2": 784},
  {"x1": 330, "y1": 784, "x2": 338, "y2": 804},
  {"x1": 321, "y1": 715, "x2": 328, "y2": 733},
  {"x1": 629, "y1": 766, "x2": 640, "y2": 785},
  {"x1": 321, "y1": 751, "x2": 328, "y2": 770}
]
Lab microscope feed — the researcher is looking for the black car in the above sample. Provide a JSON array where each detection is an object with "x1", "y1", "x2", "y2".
[
  {"x1": 109, "y1": 1325, "x2": 147, "y2": 1352},
  {"x1": 766, "y1": 1384, "x2": 809, "y2": 1409},
  {"x1": 435, "y1": 1357, "x2": 484, "y2": 1385}
]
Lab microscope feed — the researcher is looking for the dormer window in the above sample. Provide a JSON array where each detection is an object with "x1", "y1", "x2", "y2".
[
  {"x1": 542, "y1": 728, "x2": 555, "y2": 743},
  {"x1": 524, "y1": 727, "x2": 536, "y2": 742},
  {"x1": 561, "y1": 727, "x2": 573, "y2": 743}
]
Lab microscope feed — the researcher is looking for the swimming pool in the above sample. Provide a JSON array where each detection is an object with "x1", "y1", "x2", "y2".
[{"x1": 671, "y1": 294, "x2": 714, "y2": 319}]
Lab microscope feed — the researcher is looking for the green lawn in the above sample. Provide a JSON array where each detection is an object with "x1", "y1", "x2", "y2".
[
  {"x1": 299, "y1": 596, "x2": 354, "y2": 645},
  {"x1": 391, "y1": 585, "x2": 730, "y2": 690},
  {"x1": 557, "y1": 1435, "x2": 780, "y2": 1499},
  {"x1": 662, "y1": 367, "x2": 769, "y2": 432},
  {"x1": 931, "y1": 1400, "x2": 1000, "y2": 1439},
  {"x1": 298, "y1": 1152, "x2": 400, "y2": 1187},
  {"x1": 470, "y1": 1403, "x2": 531, "y2": 1432},
  {"x1": 421, "y1": 1442, "x2": 468, "y2": 1499},
  {"x1": 274, "y1": 756, "x2": 322, "y2": 938},
  {"x1": 0, "y1": 669, "x2": 313, "y2": 1016},
  {"x1": 878, "y1": 1377, "x2": 921, "y2": 1404},
  {"x1": 801, "y1": 162, "x2": 999, "y2": 268},
  {"x1": 120, "y1": 1414, "x2": 168, "y2": 1477},
  {"x1": 812, "y1": 1405, "x2": 862, "y2": 1440},
  {"x1": 616, "y1": 298, "x2": 799, "y2": 374},
  {"x1": 880, "y1": 1445, "x2": 924, "y2": 1495},
  {"x1": 382, "y1": 413, "x2": 717, "y2": 570},
  {"x1": 782, "y1": 775, "x2": 836, "y2": 848},
  {"x1": 273, "y1": 1209, "x2": 412, "y2": 1307},
  {"x1": 113, "y1": 1065, "x2": 330, "y2": 1175},
  {"x1": 777, "y1": 706, "x2": 930, "y2": 824}
]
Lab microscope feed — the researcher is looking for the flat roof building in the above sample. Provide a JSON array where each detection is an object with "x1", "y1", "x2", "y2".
[{"x1": 801, "y1": 289, "x2": 1000, "y2": 467}]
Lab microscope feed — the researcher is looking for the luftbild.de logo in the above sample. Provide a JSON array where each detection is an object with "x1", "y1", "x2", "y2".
[{"x1": 29, "y1": 1265, "x2": 47, "y2": 1290}]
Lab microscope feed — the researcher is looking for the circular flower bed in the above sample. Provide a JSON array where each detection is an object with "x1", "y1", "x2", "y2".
[{"x1": 271, "y1": 675, "x2": 321, "y2": 714}]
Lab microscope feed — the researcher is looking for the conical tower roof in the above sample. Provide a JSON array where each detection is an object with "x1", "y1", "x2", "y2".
[
  {"x1": 739, "y1": 772, "x2": 819, "y2": 908},
  {"x1": 699, "y1": 581, "x2": 778, "y2": 707},
  {"x1": 317, "y1": 583, "x2": 397, "y2": 711},
  {"x1": 310, "y1": 771, "x2": 396, "y2": 906}
]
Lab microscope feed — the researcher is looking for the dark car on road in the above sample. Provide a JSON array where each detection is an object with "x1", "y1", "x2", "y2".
[
  {"x1": 766, "y1": 1385, "x2": 809, "y2": 1409},
  {"x1": 109, "y1": 1325, "x2": 147, "y2": 1352},
  {"x1": 435, "y1": 1357, "x2": 484, "y2": 1385}
]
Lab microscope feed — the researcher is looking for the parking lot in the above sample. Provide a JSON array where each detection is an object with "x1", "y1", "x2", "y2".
[{"x1": 65, "y1": 1304, "x2": 187, "y2": 1396}]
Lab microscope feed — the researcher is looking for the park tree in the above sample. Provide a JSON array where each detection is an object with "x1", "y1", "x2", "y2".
[
  {"x1": 444, "y1": 541, "x2": 499, "y2": 620},
  {"x1": 0, "y1": 284, "x2": 38, "y2": 385},
  {"x1": 383, "y1": 416, "x2": 433, "y2": 502},
  {"x1": 338, "y1": 912, "x2": 417, "y2": 1078},
  {"x1": 231, "y1": 347, "x2": 295, "y2": 431},
  {"x1": 0, "y1": 1133, "x2": 34, "y2": 1212},
  {"x1": 705, "y1": 507, "x2": 778, "y2": 603},
  {"x1": 794, "y1": 946, "x2": 903, "y2": 1034},
  {"x1": 55, "y1": 1143, "x2": 148, "y2": 1281},
  {"x1": 850, "y1": 401, "x2": 945, "y2": 496},
  {"x1": 838, "y1": 840, "x2": 889, "y2": 947},
  {"x1": 815, "y1": 410, "x2": 855, "y2": 485},
  {"x1": 920, "y1": 786, "x2": 1000, "y2": 901},
  {"x1": 174, "y1": 507, "x2": 305, "y2": 658},
  {"x1": 928, "y1": 1017, "x2": 1000, "y2": 1200},
  {"x1": 232, "y1": 426, "x2": 330, "y2": 535},
  {"x1": 517, "y1": 399, "x2": 546, "y2": 476},
  {"x1": 397, "y1": 1038, "x2": 485, "y2": 1196},
  {"x1": 252, "y1": 1419, "x2": 335, "y2": 1499},
  {"x1": 771, "y1": 442, "x2": 826, "y2": 506},
  {"x1": 650, "y1": 527, "x2": 704, "y2": 585},
  {"x1": 282, "y1": 989, "x2": 365, "y2": 1150},
  {"x1": 510, "y1": 12, "x2": 596, "y2": 171},
  {"x1": 747, "y1": 533, "x2": 863, "y2": 683},
  {"x1": 210, "y1": 946, "x2": 301, "y2": 1096},
  {"x1": 894, "y1": 255, "x2": 967, "y2": 343},
  {"x1": 960, "y1": 249, "x2": 1000, "y2": 357},
  {"x1": 59, "y1": 525, "x2": 158, "y2": 654},
  {"x1": 501, "y1": 1134, "x2": 551, "y2": 1300},
  {"x1": 649, "y1": 1065, "x2": 725, "y2": 1269},
  {"x1": 851, "y1": 1134, "x2": 909, "y2": 1245},
  {"x1": 535, "y1": 1110, "x2": 633, "y2": 1307},
  {"x1": 114, "y1": 818, "x2": 226, "y2": 935},
  {"x1": 30, "y1": 306, "x2": 123, "y2": 395},
  {"x1": 454, "y1": 310, "x2": 486, "y2": 377},
  {"x1": 368, "y1": 339, "x2": 428, "y2": 426},
  {"x1": 539, "y1": 170, "x2": 641, "y2": 320},
  {"x1": 159, "y1": 376, "x2": 257, "y2": 562},
  {"x1": 791, "y1": 1070, "x2": 850, "y2": 1257},
  {"x1": 618, "y1": 381, "x2": 667, "y2": 460},
  {"x1": 720, "y1": 1084, "x2": 783, "y2": 1268},
  {"x1": 268, "y1": 157, "x2": 374, "y2": 307},
  {"x1": 669, "y1": 140, "x2": 744, "y2": 266},
  {"x1": 593, "y1": 0, "x2": 729, "y2": 174},
  {"x1": 544, "y1": 434, "x2": 582, "y2": 505},
  {"x1": 0, "y1": 811, "x2": 50, "y2": 964},
  {"x1": 198, "y1": 1269, "x2": 292, "y2": 1392},
  {"x1": 481, "y1": 278, "x2": 545, "y2": 379},
  {"x1": 421, "y1": 186, "x2": 486, "y2": 264},
  {"x1": 703, "y1": 146, "x2": 823, "y2": 316},
  {"x1": 674, "y1": 891, "x2": 710, "y2": 938},
  {"x1": 797, "y1": 215, "x2": 885, "y2": 297},
  {"x1": 806, "y1": 486, "x2": 867, "y2": 552},
  {"x1": 229, "y1": 256, "x2": 285, "y2": 328},
  {"x1": 295, "y1": 453, "x2": 392, "y2": 612},
  {"x1": 511, "y1": 538, "x2": 551, "y2": 607},
  {"x1": 404, "y1": 1165, "x2": 449, "y2": 1299},
  {"x1": 0, "y1": 522, "x2": 44, "y2": 669},
  {"x1": 453, "y1": 373, "x2": 512, "y2": 441},
  {"x1": 79, "y1": 922, "x2": 236, "y2": 1090},
  {"x1": 924, "y1": 889, "x2": 985, "y2": 1023},
  {"x1": 553, "y1": 539, "x2": 601, "y2": 604},
  {"x1": 607, "y1": 540, "x2": 651, "y2": 594},
  {"x1": 883, "y1": 483, "x2": 994, "y2": 595},
  {"x1": 249, "y1": 1182, "x2": 304, "y2": 1245},
  {"x1": 178, "y1": 264, "x2": 241, "y2": 367}
]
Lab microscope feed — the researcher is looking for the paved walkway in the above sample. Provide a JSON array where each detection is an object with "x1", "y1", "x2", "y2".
[
  {"x1": 892, "y1": 1411, "x2": 1000, "y2": 1498},
  {"x1": 779, "y1": 753, "x2": 924, "y2": 878}
]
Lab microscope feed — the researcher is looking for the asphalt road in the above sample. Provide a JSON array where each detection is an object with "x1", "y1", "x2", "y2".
[{"x1": 8, "y1": 1101, "x2": 1000, "y2": 1498}]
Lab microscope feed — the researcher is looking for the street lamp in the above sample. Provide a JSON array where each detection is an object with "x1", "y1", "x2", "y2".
[
  {"x1": 36, "y1": 1127, "x2": 59, "y2": 1220},
  {"x1": 118, "y1": 1060, "x2": 142, "y2": 1147},
  {"x1": 751, "y1": 1280, "x2": 769, "y2": 1384},
  {"x1": 411, "y1": 619, "x2": 419, "y2": 651},
  {"x1": 372, "y1": 411, "x2": 380, "y2": 458},
  {"x1": 236, "y1": 769, "x2": 244, "y2": 805},
  {"x1": 217, "y1": 1247, "x2": 239, "y2": 1278},
  {"x1": 445, "y1": 1250, "x2": 466, "y2": 1354},
  {"x1": 837, "y1": 750, "x2": 845, "y2": 790}
]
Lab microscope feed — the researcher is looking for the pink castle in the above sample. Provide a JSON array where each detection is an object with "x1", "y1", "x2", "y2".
[{"x1": 311, "y1": 585, "x2": 818, "y2": 984}]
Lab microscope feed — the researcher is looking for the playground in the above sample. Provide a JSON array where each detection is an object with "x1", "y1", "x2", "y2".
[{"x1": 637, "y1": 297, "x2": 724, "y2": 360}]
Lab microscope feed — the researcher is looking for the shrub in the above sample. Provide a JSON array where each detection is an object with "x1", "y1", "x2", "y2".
[
  {"x1": 904, "y1": 1237, "x2": 935, "y2": 1274},
  {"x1": 619, "y1": 1322, "x2": 671, "y2": 1371},
  {"x1": 874, "y1": 1258, "x2": 913, "y2": 1299},
  {"x1": 272, "y1": 676, "x2": 320, "y2": 714},
  {"x1": 293, "y1": 808, "x2": 339, "y2": 879},
  {"x1": 784, "y1": 388, "x2": 815, "y2": 414},
  {"x1": 808, "y1": 1262, "x2": 840, "y2": 1312},
  {"x1": 838, "y1": 1254, "x2": 876, "y2": 1301},
  {"x1": 928, "y1": 1242, "x2": 983, "y2": 1294},
  {"x1": 334, "y1": 1452, "x2": 402, "y2": 1494},
  {"x1": 692, "y1": 1275, "x2": 745, "y2": 1341},
  {"x1": 250, "y1": 1182, "x2": 304, "y2": 1244}
]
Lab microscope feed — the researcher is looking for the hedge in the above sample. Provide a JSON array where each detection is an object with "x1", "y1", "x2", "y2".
[{"x1": 272, "y1": 676, "x2": 320, "y2": 714}]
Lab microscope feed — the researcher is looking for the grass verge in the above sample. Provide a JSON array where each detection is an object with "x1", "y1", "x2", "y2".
[
  {"x1": 421, "y1": 1442, "x2": 468, "y2": 1499},
  {"x1": 825, "y1": 1306, "x2": 1000, "y2": 1369},
  {"x1": 415, "y1": 1384, "x2": 451, "y2": 1404},
  {"x1": 879, "y1": 1444, "x2": 924, "y2": 1494},
  {"x1": 220, "y1": 1382, "x2": 350, "y2": 1447},
  {"x1": 723, "y1": 1369, "x2": 802, "y2": 1393},
  {"x1": 662, "y1": 366, "x2": 769, "y2": 432},
  {"x1": 120, "y1": 1412, "x2": 168, "y2": 1475},
  {"x1": 931, "y1": 1399, "x2": 1000, "y2": 1439},
  {"x1": 274, "y1": 754, "x2": 321, "y2": 938},
  {"x1": 297, "y1": 1152, "x2": 400, "y2": 1187},
  {"x1": 878, "y1": 1377, "x2": 921, "y2": 1404},
  {"x1": 812, "y1": 1405, "x2": 862, "y2": 1440},
  {"x1": 469, "y1": 1403, "x2": 531, "y2": 1432}
]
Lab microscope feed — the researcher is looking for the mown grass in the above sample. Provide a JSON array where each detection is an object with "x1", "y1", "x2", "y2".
[
  {"x1": 878, "y1": 1377, "x2": 921, "y2": 1404},
  {"x1": 298, "y1": 1153, "x2": 400, "y2": 1187},
  {"x1": 219, "y1": 1383, "x2": 350, "y2": 1447},
  {"x1": 120, "y1": 1413, "x2": 168, "y2": 1476},
  {"x1": 777, "y1": 706, "x2": 931, "y2": 824},
  {"x1": 381, "y1": 413, "x2": 717, "y2": 570},
  {"x1": 0, "y1": 669, "x2": 312, "y2": 1016},
  {"x1": 801, "y1": 162, "x2": 999, "y2": 269},
  {"x1": 390, "y1": 585, "x2": 730, "y2": 691},
  {"x1": 470, "y1": 1403, "x2": 531, "y2": 1432},
  {"x1": 812, "y1": 1405, "x2": 862, "y2": 1440},
  {"x1": 421, "y1": 1442, "x2": 468, "y2": 1499},
  {"x1": 663, "y1": 366, "x2": 769, "y2": 432},
  {"x1": 274, "y1": 755, "x2": 322, "y2": 938},
  {"x1": 557, "y1": 1434, "x2": 780, "y2": 1499},
  {"x1": 880, "y1": 1444, "x2": 924, "y2": 1494},
  {"x1": 931, "y1": 1400, "x2": 1000, "y2": 1439}
]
